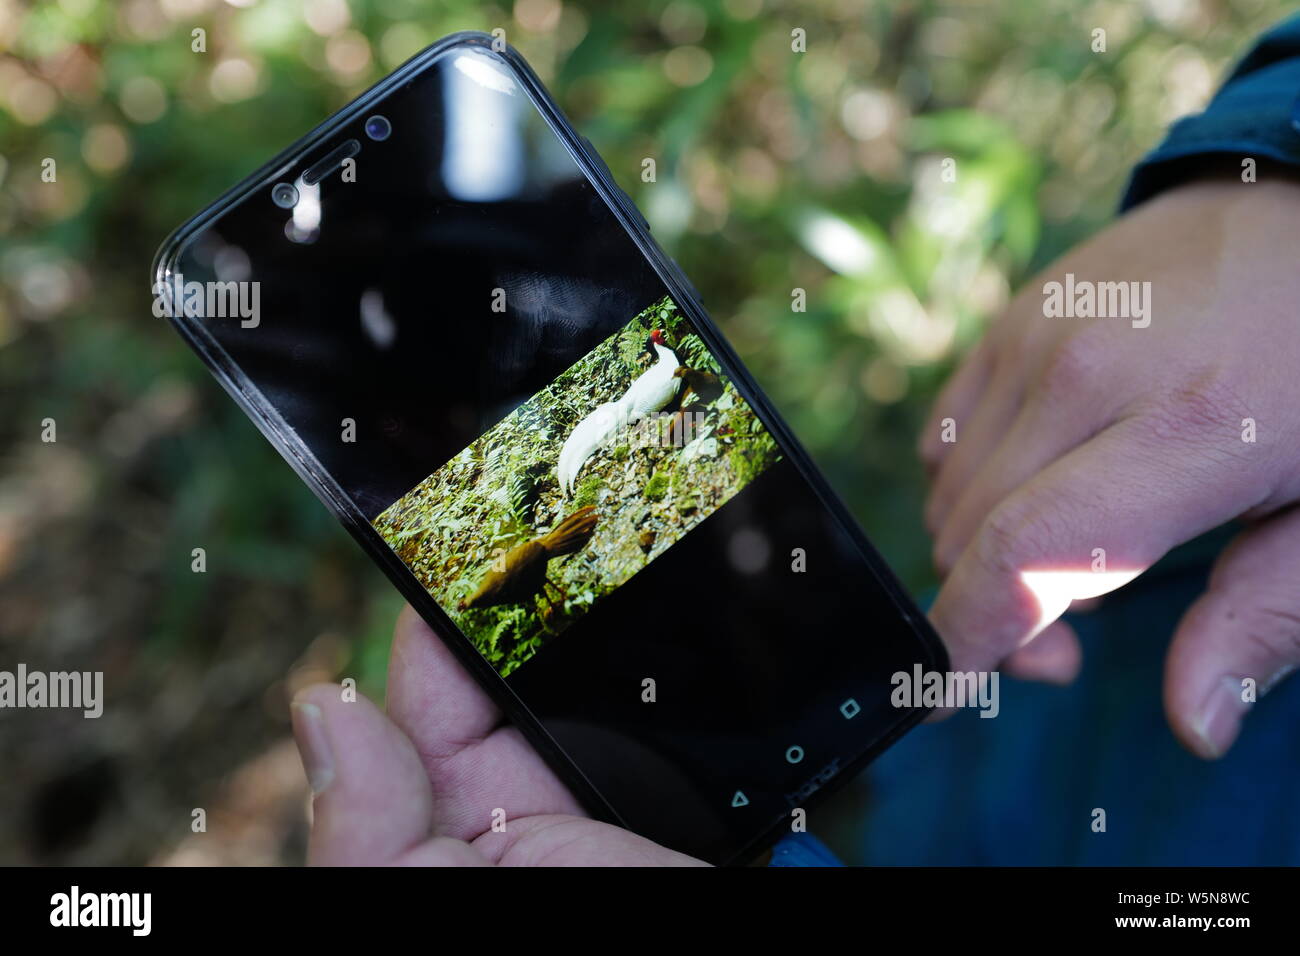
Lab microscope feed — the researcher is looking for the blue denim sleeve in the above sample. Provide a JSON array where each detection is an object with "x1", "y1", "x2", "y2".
[
  {"x1": 1121, "y1": 14, "x2": 1300, "y2": 210},
  {"x1": 767, "y1": 831, "x2": 845, "y2": 867}
]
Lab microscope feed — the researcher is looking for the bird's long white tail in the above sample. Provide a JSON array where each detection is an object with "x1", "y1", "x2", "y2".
[{"x1": 557, "y1": 401, "x2": 625, "y2": 496}]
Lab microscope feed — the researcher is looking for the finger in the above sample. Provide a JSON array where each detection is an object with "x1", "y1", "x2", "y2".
[
  {"x1": 1002, "y1": 620, "x2": 1083, "y2": 685},
  {"x1": 931, "y1": 410, "x2": 1263, "y2": 676},
  {"x1": 476, "y1": 814, "x2": 710, "y2": 867},
  {"x1": 385, "y1": 606, "x2": 585, "y2": 840},
  {"x1": 919, "y1": 337, "x2": 993, "y2": 473},
  {"x1": 922, "y1": 294, "x2": 1097, "y2": 541},
  {"x1": 924, "y1": 618, "x2": 1081, "y2": 724},
  {"x1": 924, "y1": 350, "x2": 1025, "y2": 536},
  {"x1": 390, "y1": 836, "x2": 492, "y2": 867},
  {"x1": 1164, "y1": 508, "x2": 1300, "y2": 759},
  {"x1": 387, "y1": 604, "x2": 501, "y2": 747},
  {"x1": 291, "y1": 683, "x2": 434, "y2": 866},
  {"x1": 932, "y1": 342, "x2": 1124, "y2": 574}
]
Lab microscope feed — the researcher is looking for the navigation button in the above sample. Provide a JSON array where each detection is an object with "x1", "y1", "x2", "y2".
[
  {"x1": 840, "y1": 698, "x2": 861, "y2": 719},
  {"x1": 731, "y1": 790, "x2": 749, "y2": 808},
  {"x1": 785, "y1": 745, "x2": 805, "y2": 764}
]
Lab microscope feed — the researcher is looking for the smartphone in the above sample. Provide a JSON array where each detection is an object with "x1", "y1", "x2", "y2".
[{"x1": 152, "y1": 31, "x2": 947, "y2": 866}]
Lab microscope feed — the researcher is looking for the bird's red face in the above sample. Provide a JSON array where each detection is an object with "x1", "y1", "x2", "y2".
[{"x1": 648, "y1": 328, "x2": 668, "y2": 347}]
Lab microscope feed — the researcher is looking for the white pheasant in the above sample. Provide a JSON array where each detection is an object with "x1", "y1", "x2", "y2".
[{"x1": 557, "y1": 328, "x2": 681, "y2": 496}]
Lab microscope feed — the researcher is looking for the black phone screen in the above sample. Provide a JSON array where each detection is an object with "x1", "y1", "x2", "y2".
[{"x1": 164, "y1": 40, "x2": 942, "y2": 864}]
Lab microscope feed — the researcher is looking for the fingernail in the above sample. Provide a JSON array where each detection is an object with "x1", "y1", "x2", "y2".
[
  {"x1": 291, "y1": 701, "x2": 335, "y2": 793},
  {"x1": 1193, "y1": 676, "x2": 1251, "y2": 759}
]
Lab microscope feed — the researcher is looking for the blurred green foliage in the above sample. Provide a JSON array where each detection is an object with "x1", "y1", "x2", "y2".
[{"x1": 0, "y1": 0, "x2": 1292, "y2": 862}]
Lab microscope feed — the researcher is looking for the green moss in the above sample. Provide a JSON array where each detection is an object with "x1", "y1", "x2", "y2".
[
  {"x1": 644, "y1": 469, "x2": 670, "y2": 501},
  {"x1": 612, "y1": 444, "x2": 629, "y2": 461},
  {"x1": 729, "y1": 448, "x2": 760, "y2": 485},
  {"x1": 727, "y1": 427, "x2": 779, "y2": 486},
  {"x1": 574, "y1": 475, "x2": 604, "y2": 508}
]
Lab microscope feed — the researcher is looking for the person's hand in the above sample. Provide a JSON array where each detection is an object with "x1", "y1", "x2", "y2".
[
  {"x1": 920, "y1": 176, "x2": 1300, "y2": 759},
  {"x1": 290, "y1": 605, "x2": 706, "y2": 865}
]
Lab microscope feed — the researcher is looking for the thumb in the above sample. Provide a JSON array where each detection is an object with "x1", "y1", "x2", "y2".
[
  {"x1": 292, "y1": 683, "x2": 440, "y2": 864},
  {"x1": 1165, "y1": 509, "x2": 1300, "y2": 760}
]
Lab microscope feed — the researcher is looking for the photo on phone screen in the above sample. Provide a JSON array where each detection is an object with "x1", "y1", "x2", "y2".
[{"x1": 372, "y1": 295, "x2": 780, "y2": 675}]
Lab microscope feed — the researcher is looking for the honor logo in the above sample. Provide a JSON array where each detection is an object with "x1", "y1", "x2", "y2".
[{"x1": 784, "y1": 757, "x2": 840, "y2": 807}]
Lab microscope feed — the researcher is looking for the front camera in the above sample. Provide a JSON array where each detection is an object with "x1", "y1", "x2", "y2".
[
  {"x1": 271, "y1": 182, "x2": 299, "y2": 209},
  {"x1": 364, "y1": 115, "x2": 391, "y2": 141}
]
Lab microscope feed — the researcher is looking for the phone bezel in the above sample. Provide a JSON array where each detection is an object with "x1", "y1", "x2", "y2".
[{"x1": 152, "y1": 30, "x2": 949, "y2": 866}]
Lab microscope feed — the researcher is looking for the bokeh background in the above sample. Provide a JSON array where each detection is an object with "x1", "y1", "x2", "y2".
[{"x1": 0, "y1": 0, "x2": 1290, "y2": 865}]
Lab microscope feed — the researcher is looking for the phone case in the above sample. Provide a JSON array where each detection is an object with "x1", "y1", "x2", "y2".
[{"x1": 152, "y1": 30, "x2": 949, "y2": 866}]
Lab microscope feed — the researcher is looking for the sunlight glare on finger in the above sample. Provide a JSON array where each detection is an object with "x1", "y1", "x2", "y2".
[{"x1": 1019, "y1": 569, "x2": 1143, "y2": 642}]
